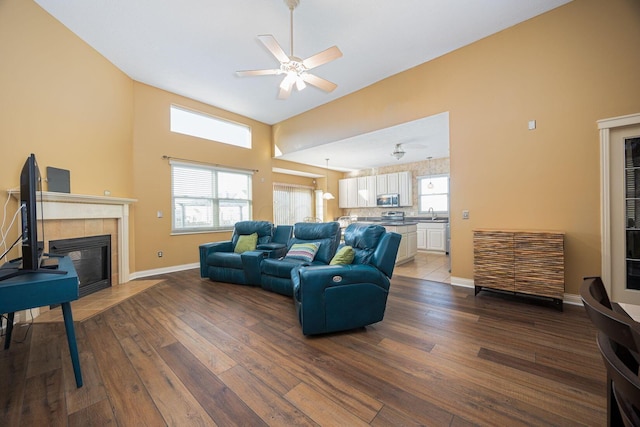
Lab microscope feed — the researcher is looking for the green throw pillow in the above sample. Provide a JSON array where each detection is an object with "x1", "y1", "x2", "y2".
[
  {"x1": 286, "y1": 242, "x2": 320, "y2": 263},
  {"x1": 234, "y1": 233, "x2": 258, "y2": 253},
  {"x1": 330, "y1": 245, "x2": 355, "y2": 265}
]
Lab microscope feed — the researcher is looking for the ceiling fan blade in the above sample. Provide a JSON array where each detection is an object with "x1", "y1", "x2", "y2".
[
  {"x1": 301, "y1": 73, "x2": 338, "y2": 93},
  {"x1": 278, "y1": 74, "x2": 296, "y2": 99},
  {"x1": 258, "y1": 35, "x2": 290, "y2": 64},
  {"x1": 302, "y1": 46, "x2": 343, "y2": 70},
  {"x1": 236, "y1": 69, "x2": 280, "y2": 77}
]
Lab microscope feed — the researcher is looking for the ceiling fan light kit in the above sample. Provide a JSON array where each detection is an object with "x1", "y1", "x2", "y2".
[
  {"x1": 392, "y1": 143, "x2": 405, "y2": 160},
  {"x1": 236, "y1": 0, "x2": 342, "y2": 99}
]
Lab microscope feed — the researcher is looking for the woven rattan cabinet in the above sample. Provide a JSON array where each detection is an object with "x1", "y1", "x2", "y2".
[{"x1": 473, "y1": 230, "x2": 565, "y2": 310}]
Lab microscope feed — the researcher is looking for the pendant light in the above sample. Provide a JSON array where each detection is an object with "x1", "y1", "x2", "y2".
[
  {"x1": 427, "y1": 157, "x2": 434, "y2": 189},
  {"x1": 323, "y1": 158, "x2": 335, "y2": 200}
]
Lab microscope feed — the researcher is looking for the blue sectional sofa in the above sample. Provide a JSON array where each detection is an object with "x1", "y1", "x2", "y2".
[
  {"x1": 199, "y1": 221, "x2": 401, "y2": 335},
  {"x1": 260, "y1": 221, "x2": 341, "y2": 296}
]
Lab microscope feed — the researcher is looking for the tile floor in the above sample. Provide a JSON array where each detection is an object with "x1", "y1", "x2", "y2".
[
  {"x1": 394, "y1": 251, "x2": 451, "y2": 283},
  {"x1": 31, "y1": 252, "x2": 449, "y2": 323}
]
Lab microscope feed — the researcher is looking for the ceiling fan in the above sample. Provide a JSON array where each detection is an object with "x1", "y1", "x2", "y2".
[
  {"x1": 391, "y1": 143, "x2": 406, "y2": 160},
  {"x1": 236, "y1": 0, "x2": 343, "y2": 99}
]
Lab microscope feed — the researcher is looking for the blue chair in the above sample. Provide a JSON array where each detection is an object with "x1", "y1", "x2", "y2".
[
  {"x1": 291, "y1": 223, "x2": 401, "y2": 335},
  {"x1": 199, "y1": 221, "x2": 274, "y2": 285},
  {"x1": 260, "y1": 222, "x2": 341, "y2": 296},
  {"x1": 257, "y1": 225, "x2": 293, "y2": 259}
]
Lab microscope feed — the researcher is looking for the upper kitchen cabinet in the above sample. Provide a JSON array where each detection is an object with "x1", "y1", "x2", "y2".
[
  {"x1": 339, "y1": 178, "x2": 359, "y2": 208},
  {"x1": 357, "y1": 176, "x2": 377, "y2": 207},
  {"x1": 339, "y1": 171, "x2": 412, "y2": 208},
  {"x1": 398, "y1": 171, "x2": 412, "y2": 206},
  {"x1": 377, "y1": 173, "x2": 399, "y2": 195}
]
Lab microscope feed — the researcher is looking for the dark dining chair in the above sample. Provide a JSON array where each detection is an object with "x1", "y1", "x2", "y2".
[
  {"x1": 580, "y1": 277, "x2": 640, "y2": 426},
  {"x1": 597, "y1": 331, "x2": 640, "y2": 427}
]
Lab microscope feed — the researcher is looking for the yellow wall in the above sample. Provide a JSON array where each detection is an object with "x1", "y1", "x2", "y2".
[
  {"x1": 5, "y1": 0, "x2": 640, "y2": 295},
  {"x1": 273, "y1": 0, "x2": 640, "y2": 294},
  {"x1": 131, "y1": 83, "x2": 274, "y2": 271},
  {"x1": 0, "y1": 0, "x2": 134, "y2": 257}
]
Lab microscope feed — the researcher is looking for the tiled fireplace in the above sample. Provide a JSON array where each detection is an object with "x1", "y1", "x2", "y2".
[{"x1": 9, "y1": 191, "x2": 135, "y2": 318}]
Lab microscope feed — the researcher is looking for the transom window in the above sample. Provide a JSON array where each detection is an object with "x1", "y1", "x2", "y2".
[
  {"x1": 171, "y1": 160, "x2": 253, "y2": 233},
  {"x1": 170, "y1": 105, "x2": 251, "y2": 149},
  {"x1": 418, "y1": 175, "x2": 449, "y2": 214}
]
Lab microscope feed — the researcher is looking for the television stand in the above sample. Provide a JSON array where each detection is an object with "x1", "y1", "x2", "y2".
[
  {"x1": 0, "y1": 256, "x2": 67, "y2": 282},
  {"x1": 0, "y1": 256, "x2": 82, "y2": 387}
]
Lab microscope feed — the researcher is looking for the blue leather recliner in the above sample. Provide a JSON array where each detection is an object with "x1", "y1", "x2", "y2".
[
  {"x1": 260, "y1": 221, "x2": 341, "y2": 296},
  {"x1": 199, "y1": 221, "x2": 275, "y2": 285},
  {"x1": 291, "y1": 223, "x2": 401, "y2": 335}
]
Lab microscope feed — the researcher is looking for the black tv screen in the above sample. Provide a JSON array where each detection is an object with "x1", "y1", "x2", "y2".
[{"x1": 20, "y1": 153, "x2": 40, "y2": 271}]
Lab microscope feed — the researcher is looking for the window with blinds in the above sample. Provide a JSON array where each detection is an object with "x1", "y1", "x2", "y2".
[
  {"x1": 273, "y1": 183, "x2": 314, "y2": 225},
  {"x1": 171, "y1": 160, "x2": 252, "y2": 233}
]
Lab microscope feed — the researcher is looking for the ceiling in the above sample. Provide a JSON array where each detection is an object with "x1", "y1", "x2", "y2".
[{"x1": 35, "y1": 0, "x2": 571, "y2": 171}]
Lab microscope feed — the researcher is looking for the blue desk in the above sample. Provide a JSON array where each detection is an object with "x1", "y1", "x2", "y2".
[{"x1": 0, "y1": 256, "x2": 83, "y2": 387}]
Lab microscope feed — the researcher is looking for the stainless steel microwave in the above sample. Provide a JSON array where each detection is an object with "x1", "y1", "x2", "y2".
[{"x1": 376, "y1": 193, "x2": 399, "y2": 207}]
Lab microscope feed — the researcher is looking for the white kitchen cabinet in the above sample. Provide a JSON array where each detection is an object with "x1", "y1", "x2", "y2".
[
  {"x1": 338, "y1": 179, "x2": 348, "y2": 208},
  {"x1": 383, "y1": 224, "x2": 417, "y2": 264},
  {"x1": 407, "y1": 230, "x2": 418, "y2": 258},
  {"x1": 417, "y1": 222, "x2": 447, "y2": 252},
  {"x1": 357, "y1": 176, "x2": 377, "y2": 207},
  {"x1": 398, "y1": 171, "x2": 412, "y2": 206},
  {"x1": 427, "y1": 227, "x2": 446, "y2": 251},
  {"x1": 376, "y1": 174, "x2": 387, "y2": 195},
  {"x1": 387, "y1": 173, "x2": 399, "y2": 194},
  {"x1": 416, "y1": 227, "x2": 427, "y2": 249},
  {"x1": 338, "y1": 178, "x2": 359, "y2": 208}
]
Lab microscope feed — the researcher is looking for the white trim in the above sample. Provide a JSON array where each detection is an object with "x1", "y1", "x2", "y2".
[
  {"x1": 598, "y1": 113, "x2": 640, "y2": 130},
  {"x1": 598, "y1": 113, "x2": 640, "y2": 297},
  {"x1": 450, "y1": 276, "x2": 474, "y2": 288},
  {"x1": 129, "y1": 263, "x2": 199, "y2": 280},
  {"x1": 563, "y1": 293, "x2": 582, "y2": 306}
]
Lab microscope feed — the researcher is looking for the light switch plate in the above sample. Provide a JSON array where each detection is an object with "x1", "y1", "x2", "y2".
[{"x1": 462, "y1": 210, "x2": 470, "y2": 220}]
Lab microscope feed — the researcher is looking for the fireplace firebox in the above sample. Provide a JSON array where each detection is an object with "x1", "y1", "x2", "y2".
[{"x1": 49, "y1": 234, "x2": 112, "y2": 298}]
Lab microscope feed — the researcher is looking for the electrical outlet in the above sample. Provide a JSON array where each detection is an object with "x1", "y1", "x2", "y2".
[
  {"x1": 157, "y1": 251, "x2": 163, "y2": 258},
  {"x1": 462, "y1": 210, "x2": 470, "y2": 220}
]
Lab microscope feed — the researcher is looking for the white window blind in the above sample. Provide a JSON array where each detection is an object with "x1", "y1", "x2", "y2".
[
  {"x1": 273, "y1": 183, "x2": 313, "y2": 225},
  {"x1": 171, "y1": 160, "x2": 253, "y2": 233}
]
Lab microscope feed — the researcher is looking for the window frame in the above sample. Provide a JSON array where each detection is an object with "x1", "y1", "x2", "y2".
[
  {"x1": 170, "y1": 160, "x2": 253, "y2": 234},
  {"x1": 170, "y1": 105, "x2": 252, "y2": 149},
  {"x1": 418, "y1": 174, "x2": 450, "y2": 215}
]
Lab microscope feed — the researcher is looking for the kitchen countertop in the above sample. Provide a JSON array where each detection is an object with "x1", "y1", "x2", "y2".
[{"x1": 350, "y1": 216, "x2": 449, "y2": 225}]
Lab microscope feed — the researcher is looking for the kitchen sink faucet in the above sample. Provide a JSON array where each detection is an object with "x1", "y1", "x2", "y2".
[{"x1": 428, "y1": 207, "x2": 437, "y2": 220}]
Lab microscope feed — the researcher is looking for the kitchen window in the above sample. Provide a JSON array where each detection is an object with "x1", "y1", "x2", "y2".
[
  {"x1": 418, "y1": 175, "x2": 449, "y2": 214},
  {"x1": 171, "y1": 160, "x2": 252, "y2": 233}
]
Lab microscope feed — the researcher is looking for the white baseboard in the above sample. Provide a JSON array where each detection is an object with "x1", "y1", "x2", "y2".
[
  {"x1": 450, "y1": 276, "x2": 474, "y2": 289},
  {"x1": 129, "y1": 262, "x2": 199, "y2": 281}
]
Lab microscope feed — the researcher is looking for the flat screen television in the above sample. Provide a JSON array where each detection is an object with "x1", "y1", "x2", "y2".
[
  {"x1": 0, "y1": 154, "x2": 66, "y2": 281},
  {"x1": 20, "y1": 153, "x2": 40, "y2": 271}
]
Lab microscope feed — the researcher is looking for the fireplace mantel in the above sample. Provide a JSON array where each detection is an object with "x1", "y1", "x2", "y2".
[{"x1": 8, "y1": 190, "x2": 136, "y2": 283}]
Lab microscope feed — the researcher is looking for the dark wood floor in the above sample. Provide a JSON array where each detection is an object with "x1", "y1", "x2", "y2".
[{"x1": 1, "y1": 269, "x2": 606, "y2": 426}]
